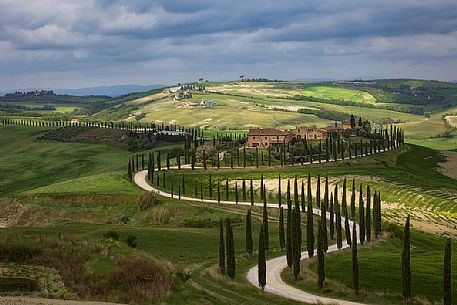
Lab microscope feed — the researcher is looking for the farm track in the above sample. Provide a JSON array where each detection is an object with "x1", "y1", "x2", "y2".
[{"x1": 134, "y1": 169, "x2": 364, "y2": 305}]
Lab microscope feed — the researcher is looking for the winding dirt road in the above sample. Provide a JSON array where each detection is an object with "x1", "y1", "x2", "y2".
[{"x1": 134, "y1": 170, "x2": 364, "y2": 305}]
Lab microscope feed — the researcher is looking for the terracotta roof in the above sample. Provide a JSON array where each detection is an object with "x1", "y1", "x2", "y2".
[
  {"x1": 248, "y1": 128, "x2": 290, "y2": 136},
  {"x1": 321, "y1": 126, "x2": 343, "y2": 131}
]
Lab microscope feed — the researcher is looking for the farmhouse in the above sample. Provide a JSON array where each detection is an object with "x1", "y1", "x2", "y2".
[
  {"x1": 246, "y1": 128, "x2": 293, "y2": 148},
  {"x1": 246, "y1": 121, "x2": 350, "y2": 148},
  {"x1": 294, "y1": 126, "x2": 328, "y2": 140}
]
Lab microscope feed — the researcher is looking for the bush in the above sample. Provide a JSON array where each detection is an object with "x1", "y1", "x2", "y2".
[
  {"x1": 137, "y1": 191, "x2": 157, "y2": 211},
  {"x1": 126, "y1": 235, "x2": 138, "y2": 248},
  {"x1": 103, "y1": 231, "x2": 120, "y2": 241},
  {"x1": 110, "y1": 257, "x2": 172, "y2": 304}
]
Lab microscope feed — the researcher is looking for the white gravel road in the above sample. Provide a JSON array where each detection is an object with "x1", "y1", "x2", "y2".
[{"x1": 134, "y1": 169, "x2": 366, "y2": 305}]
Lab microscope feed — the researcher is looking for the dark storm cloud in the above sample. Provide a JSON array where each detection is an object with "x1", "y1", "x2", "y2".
[{"x1": 0, "y1": 0, "x2": 456, "y2": 89}]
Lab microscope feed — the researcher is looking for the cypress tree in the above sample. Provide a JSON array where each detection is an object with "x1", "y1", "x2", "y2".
[
  {"x1": 182, "y1": 174, "x2": 186, "y2": 194},
  {"x1": 373, "y1": 191, "x2": 378, "y2": 238},
  {"x1": 444, "y1": 238, "x2": 452, "y2": 305},
  {"x1": 342, "y1": 179, "x2": 352, "y2": 246},
  {"x1": 250, "y1": 179, "x2": 254, "y2": 206},
  {"x1": 279, "y1": 207, "x2": 285, "y2": 249},
  {"x1": 329, "y1": 192, "x2": 334, "y2": 240},
  {"x1": 292, "y1": 208, "x2": 301, "y2": 280},
  {"x1": 219, "y1": 220, "x2": 225, "y2": 273},
  {"x1": 278, "y1": 174, "x2": 282, "y2": 207},
  {"x1": 243, "y1": 146, "x2": 246, "y2": 168},
  {"x1": 366, "y1": 185, "x2": 371, "y2": 242},
  {"x1": 316, "y1": 174, "x2": 321, "y2": 208},
  {"x1": 322, "y1": 176, "x2": 328, "y2": 252},
  {"x1": 377, "y1": 191, "x2": 382, "y2": 233},
  {"x1": 402, "y1": 215, "x2": 411, "y2": 305},
  {"x1": 263, "y1": 195, "x2": 269, "y2": 250},
  {"x1": 235, "y1": 182, "x2": 239, "y2": 204},
  {"x1": 217, "y1": 181, "x2": 221, "y2": 203},
  {"x1": 242, "y1": 179, "x2": 246, "y2": 201},
  {"x1": 301, "y1": 179, "x2": 305, "y2": 212},
  {"x1": 335, "y1": 185, "x2": 343, "y2": 249},
  {"x1": 258, "y1": 224, "x2": 266, "y2": 290},
  {"x1": 260, "y1": 174, "x2": 264, "y2": 201},
  {"x1": 246, "y1": 210, "x2": 253, "y2": 256},
  {"x1": 294, "y1": 175, "x2": 299, "y2": 210},
  {"x1": 359, "y1": 184, "x2": 365, "y2": 244},
  {"x1": 226, "y1": 218, "x2": 236, "y2": 279},
  {"x1": 208, "y1": 174, "x2": 212, "y2": 199},
  {"x1": 286, "y1": 195, "x2": 293, "y2": 268},
  {"x1": 166, "y1": 152, "x2": 170, "y2": 170},
  {"x1": 256, "y1": 147, "x2": 259, "y2": 167},
  {"x1": 352, "y1": 222, "x2": 359, "y2": 293},
  {"x1": 307, "y1": 174, "x2": 314, "y2": 258},
  {"x1": 225, "y1": 178, "x2": 229, "y2": 201},
  {"x1": 350, "y1": 179, "x2": 356, "y2": 219},
  {"x1": 317, "y1": 219, "x2": 325, "y2": 289}
]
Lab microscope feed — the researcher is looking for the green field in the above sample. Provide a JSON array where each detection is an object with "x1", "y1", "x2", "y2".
[
  {"x1": 1, "y1": 79, "x2": 457, "y2": 305},
  {"x1": 300, "y1": 85, "x2": 376, "y2": 103},
  {"x1": 283, "y1": 228, "x2": 457, "y2": 304}
]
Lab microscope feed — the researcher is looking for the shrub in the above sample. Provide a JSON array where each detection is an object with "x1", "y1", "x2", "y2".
[
  {"x1": 110, "y1": 257, "x2": 172, "y2": 304},
  {"x1": 137, "y1": 191, "x2": 157, "y2": 212},
  {"x1": 119, "y1": 215, "x2": 130, "y2": 224},
  {"x1": 126, "y1": 235, "x2": 138, "y2": 248},
  {"x1": 103, "y1": 231, "x2": 120, "y2": 241}
]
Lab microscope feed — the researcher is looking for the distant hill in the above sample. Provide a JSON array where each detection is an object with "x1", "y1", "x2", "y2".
[{"x1": 1, "y1": 84, "x2": 166, "y2": 97}]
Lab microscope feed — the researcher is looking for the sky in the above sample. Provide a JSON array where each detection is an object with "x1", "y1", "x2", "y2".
[{"x1": 0, "y1": 0, "x2": 456, "y2": 90}]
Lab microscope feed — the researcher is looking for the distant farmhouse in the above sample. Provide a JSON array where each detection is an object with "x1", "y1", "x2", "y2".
[
  {"x1": 246, "y1": 121, "x2": 352, "y2": 148},
  {"x1": 165, "y1": 83, "x2": 206, "y2": 101}
]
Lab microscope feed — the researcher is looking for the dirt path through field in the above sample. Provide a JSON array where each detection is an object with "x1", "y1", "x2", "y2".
[{"x1": 438, "y1": 151, "x2": 457, "y2": 180}]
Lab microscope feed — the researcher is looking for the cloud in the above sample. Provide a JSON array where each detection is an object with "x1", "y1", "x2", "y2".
[{"x1": 0, "y1": 0, "x2": 456, "y2": 89}]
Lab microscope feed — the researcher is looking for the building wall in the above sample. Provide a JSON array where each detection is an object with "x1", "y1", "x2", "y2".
[{"x1": 246, "y1": 134, "x2": 290, "y2": 148}]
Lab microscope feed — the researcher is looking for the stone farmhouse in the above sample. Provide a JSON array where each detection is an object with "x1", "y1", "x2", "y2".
[
  {"x1": 246, "y1": 121, "x2": 351, "y2": 148},
  {"x1": 246, "y1": 128, "x2": 294, "y2": 148}
]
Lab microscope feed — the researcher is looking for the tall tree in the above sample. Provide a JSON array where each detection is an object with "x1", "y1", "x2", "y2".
[
  {"x1": 329, "y1": 192, "x2": 335, "y2": 240},
  {"x1": 279, "y1": 207, "x2": 286, "y2": 249},
  {"x1": 286, "y1": 194, "x2": 293, "y2": 268},
  {"x1": 263, "y1": 193, "x2": 269, "y2": 250},
  {"x1": 209, "y1": 174, "x2": 213, "y2": 199},
  {"x1": 352, "y1": 222, "x2": 359, "y2": 293},
  {"x1": 316, "y1": 174, "x2": 321, "y2": 208},
  {"x1": 444, "y1": 238, "x2": 452, "y2": 305},
  {"x1": 250, "y1": 179, "x2": 254, "y2": 206},
  {"x1": 246, "y1": 210, "x2": 253, "y2": 256},
  {"x1": 366, "y1": 185, "x2": 371, "y2": 242},
  {"x1": 342, "y1": 179, "x2": 352, "y2": 246},
  {"x1": 242, "y1": 179, "x2": 247, "y2": 201},
  {"x1": 350, "y1": 179, "x2": 356, "y2": 219},
  {"x1": 292, "y1": 208, "x2": 301, "y2": 280},
  {"x1": 359, "y1": 184, "x2": 365, "y2": 244},
  {"x1": 402, "y1": 215, "x2": 411, "y2": 305},
  {"x1": 335, "y1": 184, "x2": 343, "y2": 249},
  {"x1": 226, "y1": 218, "x2": 236, "y2": 279},
  {"x1": 219, "y1": 220, "x2": 225, "y2": 274},
  {"x1": 322, "y1": 176, "x2": 329, "y2": 252},
  {"x1": 258, "y1": 224, "x2": 266, "y2": 290},
  {"x1": 307, "y1": 173, "x2": 314, "y2": 258},
  {"x1": 301, "y1": 179, "x2": 305, "y2": 212},
  {"x1": 317, "y1": 219, "x2": 325, "y2": 289}
]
